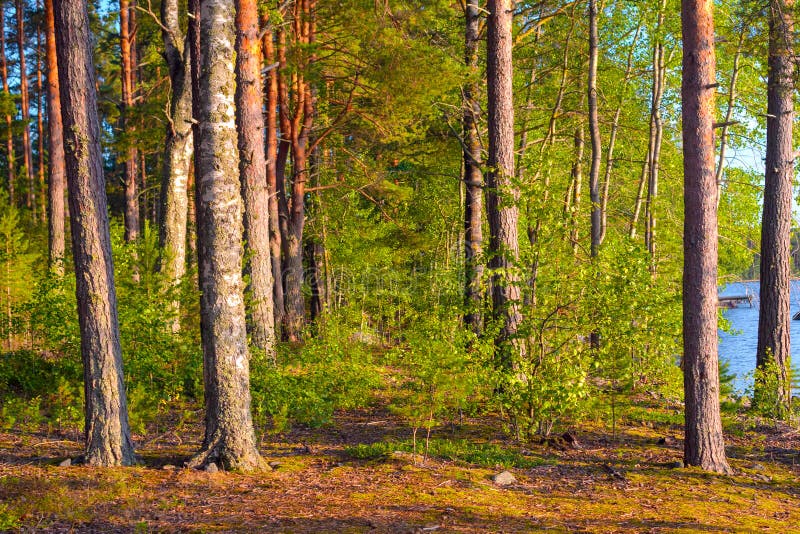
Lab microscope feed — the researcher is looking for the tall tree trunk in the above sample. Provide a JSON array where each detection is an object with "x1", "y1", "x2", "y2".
[
  {"x1": 587, "y1": 0, "x2": 601, "y2": 259},
  {"x1": 45, "y1": 0, "x2": 64, "y2": 274},
  {"x1": 119, "y1": 0, "x2": 139, "y2": 241},
  {"x1": 35, "y1": 9, "x2": 44, "y2": 221},
  {"x1": 16, "y1": 0, "x2": 34, "y2": 216},
  {"x1": 236, "y1": 0, "x2": 275, "y2": 355},
  {"x1": 278, "y1": 0, "x2": 316, "y2": 341},
  {"x1": 158, "y1": 0, "x2": 193, "y2": 330},
  {"x1": 463, "y1": 0, "x2": 483, "y2": 333},
  {"x1": 0, "y1": 6, "x2": 14, "y2": 204},
  {"x1": 187, "y1": 0, "x2": 264, "y2": 472},
  {"x1": 756, "y1": 0, "x2": 794, "y2": 416},
  {"x1": 486, "y1": 0, "x2": 522, "y2": 367},
  {"x1": 645, "y1": 0, "x2": 667, "y2": 273},
  {"x1": 567, "y1": 120, "x2": 585, "y2": 255},
  {"x1": 53, "y1": 0, "x2": 135, "y2": 466},
  {"x1": 262, "y1": 17, "x2": 284, "y2": 336},
  {"x1": 681, "y1": 0, "x2": 731, "y2": 474}
]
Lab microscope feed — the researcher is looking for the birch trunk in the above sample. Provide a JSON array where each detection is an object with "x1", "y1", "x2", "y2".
[
  {"x1": 158, "y1": 0, "x2": 193, "y2": 329},
  {"x1": 188, "y1": 0, "x2": 264, "y2": 472}
]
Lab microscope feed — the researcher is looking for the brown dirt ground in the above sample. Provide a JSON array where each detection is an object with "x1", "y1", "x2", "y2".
[{"x1": 1, "y1": 406, "x2": 799, "y2": 533}]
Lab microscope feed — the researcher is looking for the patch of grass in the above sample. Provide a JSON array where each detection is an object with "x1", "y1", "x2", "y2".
[
  {"x1": 345, "y1": 438, "x2": 547, "y2": 469},
  {"x1": 0, "y1": 503, "x2": 20, "y2": 530}
]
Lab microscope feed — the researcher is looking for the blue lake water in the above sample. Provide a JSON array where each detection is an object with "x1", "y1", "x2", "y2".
[{"x1": 718, "y1": 281, "x2": 800, "y2": 395}]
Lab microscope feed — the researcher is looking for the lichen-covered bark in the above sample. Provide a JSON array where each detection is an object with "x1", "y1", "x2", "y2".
[
  {"x1": 45, "y1": 0, "x2": 65, "y2": 275},
  {"x1": 158, "y1": 0, "x2": 193, "y2": 330},
  {"x1": 53, "y1": 0, "x2": 135, "y2": 466},
  {"x1": 236, "y1": 0, "x2": 275, "y2": 355},
  {"x1": 188, "y1": 0, "x2": 264, "y2": 472},
  {"x1": 756, "y1": 0, "x2": 794, "y2": 415},
  {"x1": 486, "y1": 0, "x2": 522, "y2": 366},
  {"x1": 463, "y1": 0, "x2": 483, "y2": 334},
  {"x1": 681, "y1": 0, "x2": 731, "y2": 474}
]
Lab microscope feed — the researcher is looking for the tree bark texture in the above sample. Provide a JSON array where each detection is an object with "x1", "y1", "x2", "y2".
[
  {"x1": 681, "y1": 0, "x2": 731, "y2": 474},
  {"x1": 463, "y1": 0, "x2": 484, "y2": 334},
  {"x1": 236, "y1": 0, "x2": 275, "y2": 355},
  {"x1": 189, "y1": 0, "x2": 263, "y2": 472},
  {"x1": 120, "y1": 0, "x2": 139, "y2": 242},
  {"x1": 16, "y1": 0, "x2": 34, "y2": 216},
  {"x1": 262, "y1": 17, "x2": 284, "y2": 335},
  {"x1": 756, "y1": 0, "x2": 793, "y2": 415},
  {"x1": 0, "y1": 7, "x2": 14, "y2": 204},
  {"x1": 53, "y1": 0, "x2": 136, "y2": 466},
  {"x1": 588, "y1": 0, "x2": 601, "y2": 258},
  {"x1": 486, "y1": 0, "x2": 522, "y2": 365},
  {"x1": 158, "y1": 0, "x2": 193, "y2": 329},
  {"x1": 36, "y1": 17, "x2": 45, "y2": 221},
  {"x1": 45, "y1": 0, "x2": 65, "y2": 274}
]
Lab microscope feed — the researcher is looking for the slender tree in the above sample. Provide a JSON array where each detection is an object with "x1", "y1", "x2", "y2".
[
  {"x1": 187, "y1": 0, "x2": 264, "y2": 471},
  {"x1": 0, "y1": 3, "x2": 14, "y2": 204},
  {"x1": 486, "y1": 0, "x2": 522, "y2": 366},
  {"x1": 235, "y1": 0, "x2": 275, "y2": 354},
  {"x1": 756, "y1": 0, "x2": 794, "y2": 416},
  {"x1": 16, "y1": 0, "x2": 33, "y2": 215},
  {"x1": 463, "y1": 0, "x2": 483, "y2": 333},
  {"x1": 53, "y1": 0, "x2": 135, "y2": 466},
  {"x1": 587, "y1": 0, "x2": 601, "y2": 259},
  {"x1": 44, "y1": 0, "x2": 64, "y2": 273},
  {"x1": 158, "y1": 0, "x2": 193, "y2": 328},
  {"x1": 261, "y1": 14, "x2": 284, "y2": 334},
  {"x1": 119, "y1": 0, "x2": 139, "y2": 241},
  {"x1": 681, "y1": 0, "x2": 731, "y2": 474}
]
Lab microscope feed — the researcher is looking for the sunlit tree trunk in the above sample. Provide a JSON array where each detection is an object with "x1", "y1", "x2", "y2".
[
  {"x1": 16, "y1": 0, "x2": 34, "y2": 216},
  {"x1": 756, "y1": 0, "x2": 794, "y2": 416},
  {"x1": 158, "y1": 0, "x2": 193, "y2": 330},
  {"x1": 45, "y1": 0, "x2": 64, "y2": 274},
  {"x1": 0, "y1": 6, "x2": 14, "y2": 204},
  {"x1": 486, "y1": 0, "x2": 522, "y2": 367},
  {"x1": 54, "y1": 0, "x2": 136, "y2": 466},
  {"x1": 681, "y1": 0, "x2": 731, "y2": 474},
  {"x1": 119, "y1": 0, "x2": 139, "y2": 242},
  {"x1": 35, "y1": 10, "x2": 44, "y2": 222},
  {"x1": 187, "y1": 0, "x2": 264, "y2": 472},
  {"x1": 262, "y1": 15, "x2": 284, "y2": 335},
  {"x1": 236, "y1": 0, "x2": 275, "y2": 354},
  {"x1": 463, "y1": 0, "x2": 483, "y2": 333}
]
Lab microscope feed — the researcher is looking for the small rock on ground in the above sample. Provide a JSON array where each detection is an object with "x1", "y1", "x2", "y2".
[
  {"x1": 204, "y1": 463, "x2": 219, "y2": 473},
  {"x1": 58, "y1": 458, "x2": 71, "y2": 467},
  {"x1": 492, "y1": 470, "x2": 516, "y2": 486}
]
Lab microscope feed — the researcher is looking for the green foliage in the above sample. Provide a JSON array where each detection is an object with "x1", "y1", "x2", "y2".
[
  {"x1": 250, "y1": 318, "x2": 382, "y2": 433},
  {"x1": 344, "y1": 438, "x2": 546, "y2": 469}
]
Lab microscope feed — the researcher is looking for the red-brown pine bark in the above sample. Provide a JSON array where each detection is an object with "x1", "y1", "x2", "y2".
[
  {"x1": 16, "y1": 0, "x2": 34, "y2": 216},
  {"x1": 0, "y1": 6, "x2": 14, "y2": 204},
  {"x1": 119, "y1": 0, "x2": 139, "y2": 241},
  {"x1": 235, "y1": 0, "x2": 275, "y2": 354},
  {"x1": 486, "y1": 0, "x2": 522, "y2": 366},
  {"x1": 681, "y1": 0, "x2": 731, "y2": 474},
  {"x1": 45, "y1": 0, "x2": 64, "y2": 273}
]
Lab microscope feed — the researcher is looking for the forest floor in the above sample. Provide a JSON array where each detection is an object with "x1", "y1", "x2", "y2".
[{"x1": 1, "y1": 398, "x2": 799, "y2": 533}]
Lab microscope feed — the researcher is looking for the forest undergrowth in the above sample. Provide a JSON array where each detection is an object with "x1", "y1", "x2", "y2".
[{"x1": 1, "y1": 372, "x2": 799, "y2": 533}]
